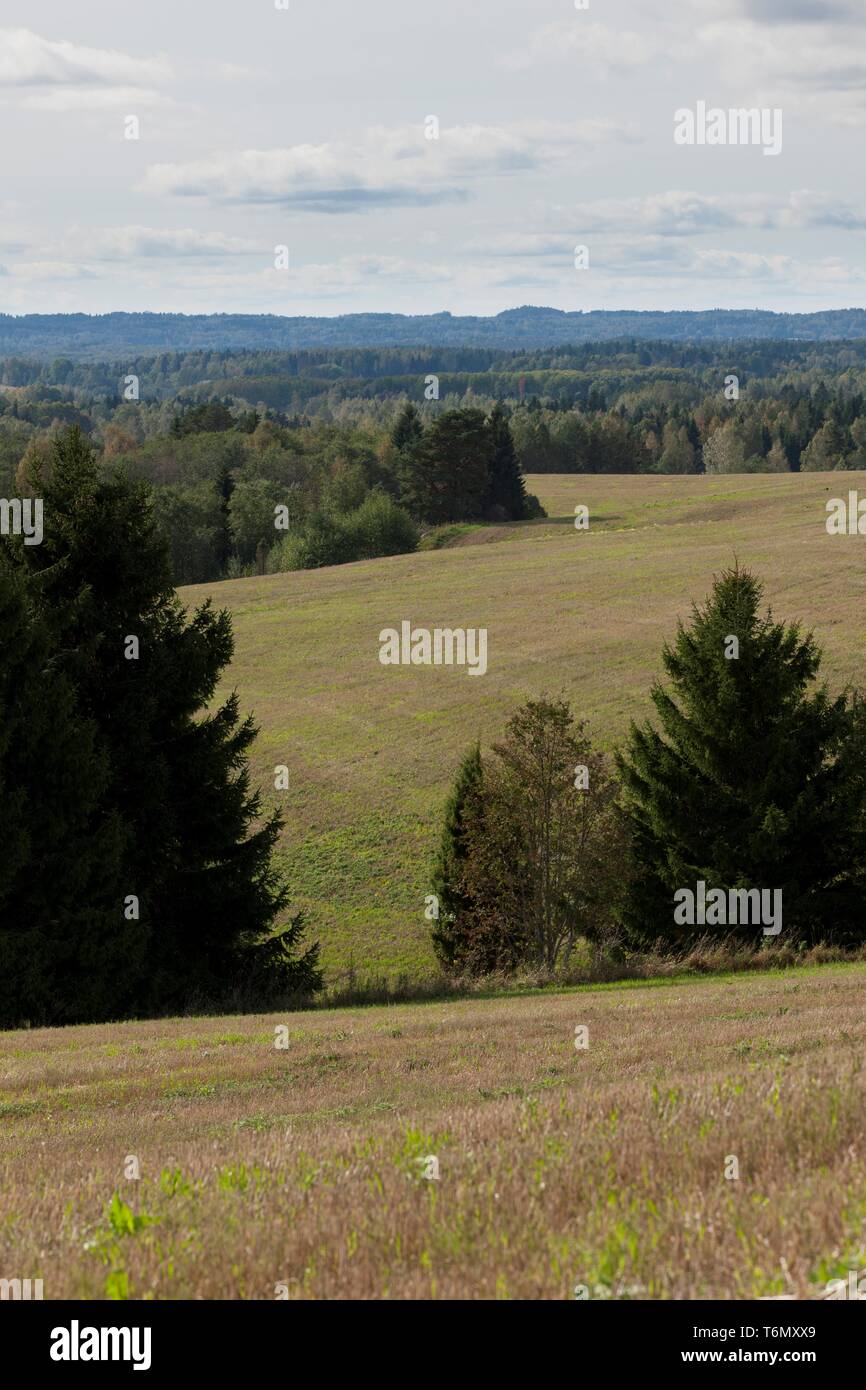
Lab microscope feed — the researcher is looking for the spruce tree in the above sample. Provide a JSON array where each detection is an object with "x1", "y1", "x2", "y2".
[
  {"x1": 14, "y1": 426, "x2": 321, "y2": 1013},
  {"x1": 430, "y1": 743, "x2": 483, "y2": 969},
  {"x1": 0, "y1": 554, "x2": 135, "y2": 1027},
  {"x1": 392, "y1": 403, "x2": 424, "y2": 517},
  {"x1": 391, "y1": 402, "x2": 423, "y2": 453},
  {"x1": 403, "y1": 409, "x2": 490, "y2": 523},
  {"x1": 215, "y1": 460, "x2": 235, "y2": 573},
  {"x1": 483, "y1": 404, "x2": 528, "y2": 519},
  {"x1": 617, "y1": 566, "x2": 866, "y2": 946}
]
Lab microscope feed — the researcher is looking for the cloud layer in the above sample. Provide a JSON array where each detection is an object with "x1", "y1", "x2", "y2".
[{"x1": 3, "y1": 5, "x2": 866, "y2": 314}]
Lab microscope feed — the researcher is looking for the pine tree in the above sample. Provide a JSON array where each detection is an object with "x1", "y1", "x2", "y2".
[
  {"x1": 430, "y1": 743, "x2": 483, "y2": 970},
  {"x1": 483, "y1": 404, "x2": 528, "y2": 519},
  {"x1": 617, "y1": 566, "x2": 866, "y2": 947},
  {"x1": 14, "y1": 426, "x2": 321, "y2": 1013},
  {"x1": 0, "y1": 554, "x2": 134, "y2": 1027}
]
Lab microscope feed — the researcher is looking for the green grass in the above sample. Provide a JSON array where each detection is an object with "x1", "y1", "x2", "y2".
[{"x1": 179, "y1": 470, "x2": 866, "y2": 981}]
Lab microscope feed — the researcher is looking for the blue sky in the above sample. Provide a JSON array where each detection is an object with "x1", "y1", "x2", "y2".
[{"x1": 1, "y1": 0, "x2": 865, "y2": 315}]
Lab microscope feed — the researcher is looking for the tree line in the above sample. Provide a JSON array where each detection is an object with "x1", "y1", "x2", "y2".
[
  {"x1": 2, "y1": 403, "x2": 541, "y2": 587},
  {"x1": 5, "y1": 338, "x2": 866, "y2": 524},
  {"x1": 4, "y1": 308, "x2": 866, "y2": 359}
]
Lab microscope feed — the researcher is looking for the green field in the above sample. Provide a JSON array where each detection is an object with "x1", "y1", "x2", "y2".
[{"x1": 181, "y1": 471, "x2": 866, "y2": 982}]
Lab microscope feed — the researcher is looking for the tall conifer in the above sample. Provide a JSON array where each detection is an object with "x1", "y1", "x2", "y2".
[
  {"x1": 0, "y1": 555, "x2": 133, "y2": 1026},
  {"x1": 617, "y1": 567, "x2": 866, "y2": 945},
  {"x1": 483, "y1": 404, "x2": 528, "y2": 519},
  {"x1": 14, "y1": 427, "x2": 321, "y2": 1013}
]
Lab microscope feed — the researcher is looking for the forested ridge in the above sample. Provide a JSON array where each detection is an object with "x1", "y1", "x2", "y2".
[{"x1": 4, "y1": 306, "x2": 866, "y2": 359}]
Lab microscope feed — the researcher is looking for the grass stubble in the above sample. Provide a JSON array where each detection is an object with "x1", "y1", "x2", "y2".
[{"x1": 2, "y1": 963, "x2": 864, "y2": 1300}]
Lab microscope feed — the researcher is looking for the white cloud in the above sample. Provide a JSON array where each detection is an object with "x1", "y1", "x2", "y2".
[
  {"x1": 296, "y1": 254, "x2": 454, "y2": 290},
  {"x1": 2, "y1": 7, "x2": 864, "y2": 316},
  {"x1": 473, "y1": 191, "x2": 866, "y2": 254},
  {"x1": 6, "y1": 248, "x2": 455, "y2": 301},
  {"x1": 142, "y1": 120, "x2": 641, "y2": 213},
  {"x1": 695, "y1": 18, "x2": 866, "y2": 120},
  {"x1": 462, "y1": 228, "x2": 866, "y2": 291},
  {"x1": 779, "y1": 190, "x2": 866, "y2": 229},
  {"x1": 67, "y1": 226, "x2": 262, "y2": 260},
  {"x1": 21, "y1": 85, "x2": 173, "y2": 112},
  {"x1": 0, "y1": 27, "x2": 170, "y2": 86},
  {"x1": 566, "y1": 190, "x2": 866, "y2": 235},
  {"x1": 10, "y1": 260, "x2": 99, "y2": 281},
  {"x1": 690, "y1": 247, "x2": 866, "y2": 286},
  {"x1": 0, "y1": 27, "x2": 172, "y2": 110},
  {"x1": 559, "y1": 192, "x2": 742, "y2": 237}
]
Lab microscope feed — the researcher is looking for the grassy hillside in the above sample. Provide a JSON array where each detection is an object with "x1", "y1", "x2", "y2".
[
  {"x1": 2, "y1": 964, "x2": 864, "y2": 1298},
  {"x1": 181, "y1": 471, "x2": 866, "y2": 981}
]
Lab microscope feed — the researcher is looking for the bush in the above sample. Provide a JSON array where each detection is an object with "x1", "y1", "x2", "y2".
[
  {"x1": 270, "y1": 510, "x2": 354, "y2": 570},
  {"x1": 342, "y1": 491, "x2": 419, "y2": 559},
  {"x1": 272, "y1": 492, "x2": 418, "y2": 571}
]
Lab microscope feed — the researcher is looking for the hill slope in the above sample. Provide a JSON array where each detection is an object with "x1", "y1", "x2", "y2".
[{"x1": 182, "y1": 471, "x2": 866, "y2": 981}]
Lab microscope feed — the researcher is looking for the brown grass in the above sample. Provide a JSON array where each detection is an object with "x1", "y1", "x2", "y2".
[{"x1": 2, "y1": 961, "x2": 865, "y2": 1299}]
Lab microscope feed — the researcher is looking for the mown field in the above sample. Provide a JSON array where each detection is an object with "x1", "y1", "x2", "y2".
[
  {"x1": 179, "y1": 470, "x2": 866, "y2": 981},
  {"x1": 1, "y1": 964, "x2": 864, "y2": 1299}
]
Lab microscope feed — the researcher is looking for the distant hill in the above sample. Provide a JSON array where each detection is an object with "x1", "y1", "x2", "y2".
[{"x1": 3, "y1": 306, "x2": 866, "y2": 360}]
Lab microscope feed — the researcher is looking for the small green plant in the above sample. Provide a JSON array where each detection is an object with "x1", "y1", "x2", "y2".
[
  {"x1": 106, "y1": 1192, "x2": 158, "y2": 1239},
  {"x1": 83, "y1": 1192, "x2": 161, "y2": 1302}
]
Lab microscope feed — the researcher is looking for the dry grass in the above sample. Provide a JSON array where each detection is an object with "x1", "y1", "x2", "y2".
[
  {"x1": 2, "y1": 962, "x2": 865, "y2": 1299},
  {"x1": 179, "y1": 470, "x2": 866, "y2": 979}
]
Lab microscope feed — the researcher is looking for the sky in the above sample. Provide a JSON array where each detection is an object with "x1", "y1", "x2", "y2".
[{"x1": 1, "y1": 0, "x2": 866, "y2": 317}]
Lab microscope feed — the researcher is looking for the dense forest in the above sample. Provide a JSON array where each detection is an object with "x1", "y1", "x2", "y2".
[
  {"x1": 4, "y1": 307, "x2": 866, "y2": 359},
  {"x1": 4, "y1": 336, "x2": 866, "y2": 586}
]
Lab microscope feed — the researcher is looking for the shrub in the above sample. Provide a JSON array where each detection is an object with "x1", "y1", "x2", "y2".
[
  {"x1": 272, "y1": 492, "x2": 418, "y2": 571},
  {"x1": 342, "y1": 490, "x2": 419, "y2": 559}
]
